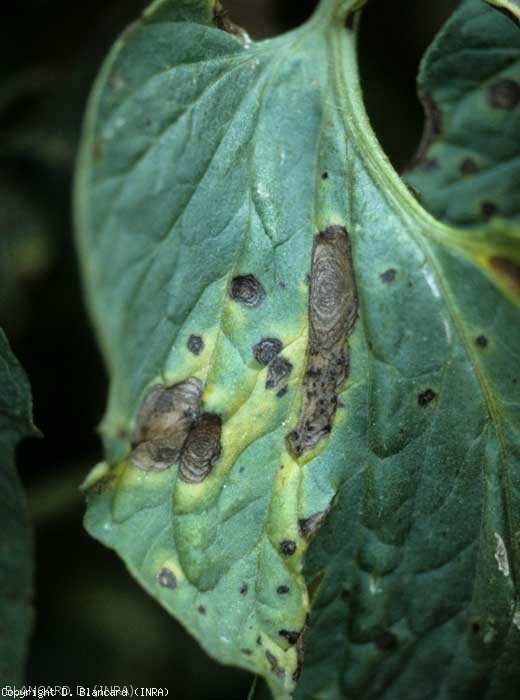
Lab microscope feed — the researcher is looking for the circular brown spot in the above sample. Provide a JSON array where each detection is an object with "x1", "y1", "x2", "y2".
[
  {"x1": 279, "y1": 540, "x2": 297, "y2": 556},
  {"x1": 229, "y1": 274, "x2": 265, "y2": 308},
  {"x1": 380, "y1": 268, "x2": 397, "y2": 284},
  {"x1": 253, "y1": 337, "x2": 283, "y2": 366},
  {"x1": 418, "y1": 388, "x2": 436, "y2": 407},
  {"x1": 475, "y1": 335, "x2": 488, "y2": 349},
  {"x1": 375, "y1": 630, "x2": 399, "y2": 651},
  {"x1": 481, "y1": 201, "x2": 498, "y2": 218},
  {"x1": 187, "y1": 334, "x2": 204, "y2": 355},
  {"x1": 460, "y1": 157, "x2": 479, "y2": 175},
  {"x1": 489, "y1": 79, "x2": 520, "y2": 110},
  {"x1": 157, "y1": 567, "x2": 177, "y2": 590}
]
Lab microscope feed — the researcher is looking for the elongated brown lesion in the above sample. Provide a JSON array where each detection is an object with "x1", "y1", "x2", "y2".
[{"x1": 286, "y1": 226, "x2": 358, "y2": 457}]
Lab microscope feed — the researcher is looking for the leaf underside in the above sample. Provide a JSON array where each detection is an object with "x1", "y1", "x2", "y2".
[
  {"x1": 75, "y1": 0, "x2": 520, "y2": 698},
  {"x1": 0, "y1": 330, "x2": 34, "y2": 686}
]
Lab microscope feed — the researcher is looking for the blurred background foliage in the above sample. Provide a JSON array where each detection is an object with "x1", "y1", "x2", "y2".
[{"x1": 1, "y1": 0, "x2": 458, "y2": 695}]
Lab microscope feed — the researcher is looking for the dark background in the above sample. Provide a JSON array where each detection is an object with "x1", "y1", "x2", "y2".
[{"x1": 1, "y1": 0, "x2": 457, "y2": 696}]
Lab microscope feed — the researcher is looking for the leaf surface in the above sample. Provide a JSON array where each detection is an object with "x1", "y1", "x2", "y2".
[
  {"x1": 0, "y1": 330, "x2": 34, "y2": 686},
  {"x1": 75, "y1": 0, "x2": 520, "y2": 697},
  {"x1": 405, "y1": 0, "x2": 520, "y2": 228}
]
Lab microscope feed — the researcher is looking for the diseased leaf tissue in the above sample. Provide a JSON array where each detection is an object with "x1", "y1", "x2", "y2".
[{"x1": 75, "y1": 0, "x2": 520, "y2": 698}]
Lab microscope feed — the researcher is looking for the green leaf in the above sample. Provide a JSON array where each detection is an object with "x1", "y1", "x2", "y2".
[
  {"x1": 0, "y1": 330, "x2": 34, "y2": 686},
  {"x1": 75, "y1": 0, "x2": 520, "y2": 697},
  {"x1": 405, "y1": 0, "x2": 520, "y2": 229}
]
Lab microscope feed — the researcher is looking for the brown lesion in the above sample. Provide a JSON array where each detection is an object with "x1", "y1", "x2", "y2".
[
  {"x1": 286, "y1": 226, "x2": 358, "y2": 458},
  {"x1": 129, "y1": 377, "x2": 221, "y2": 483},
  {"x1": 180, "y1": 413, "x2": 222, "y2": 483},
  {"x1": 489, "y1": 255, "x2": 520, "y2": 299}
]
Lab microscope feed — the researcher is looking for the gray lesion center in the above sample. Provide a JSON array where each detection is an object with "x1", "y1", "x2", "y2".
[
  {"x1": 286, "y1": 226, "x2": 358, "y2": 457},
  {"x1": 129, "y1": 377, "x2": 221, "y2": 483}
]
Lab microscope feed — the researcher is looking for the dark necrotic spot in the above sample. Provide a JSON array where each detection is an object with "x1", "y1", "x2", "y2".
[
  {"x1": 418, "y1": 388, "x2": 436, "y2": 407},
  {"x1": 266, "y1": 356, "x2": 293, "y2": 390},
  {"x1": 298, "y1": 510, "x2": 329, "y2": 539},
  {"x1": 380, "y1": 268, "x2": 397, "y2": 284},
  {"x1": 481, "y1": 201, "x2": 498, "y2": 218},
  {"x1": 240, "y1": 583, "x2": 248, "y2": 595},
  {"x1": 279, "y1": 540, "x2": 297, "y2": 556},
  {"x1": 157, "y1": 567, "x2": 177, "y2": 590},
  {"x1": 460, "y1": 157, "x2": 479, "y2": 175},
  {"x1": 279, "y1": 629, "x2": 301, "y2": 645},
  {"x1": 476, "y1": 335, "x2": 488, "y2": 349},
  {"x1": 277, "y1": 585, "x2": 290, "y2": 595},
  {"x1": 253, "y1": 337, "x2": 283, "y2": 366},
  {"x1": 187, "y1": 334, "x2": 204, "y2": 355},
  {"x1": 229, "y1": 274, "x2": 265, "y2": 308},
  {"x1": 265, "y1": 650, "x2": 285, "y2": 678},
  {"x1": 276, "y1": 386, "x2": 288, "y2": 398},
  {"x1": 179, "y1": 413, "x2": 222, "y2": 483},
  {"x1": 322, "y1": 171, "x2": 329, "y2": 180},
  {"x1": 130, "y1": 378, "x2": 202, "y2": 472},
  {"x1": 375, "y1": 630, "x2": 399, "y2": 652},
  {"x1": 241, "y1": 648, "x2": 253, "y2": 656},
  {"x1": 198, "y1": 605, "x2": 206, "y2": 615},
  {"x1": 471, "y1": 620, "x2": 481, "y2": 635},
  {"x1": 489, "y1": 78, "x2": 520, "y2": 110},
  {"x1": 256, "y1": 635, "x2": 262, "y2": 646}
]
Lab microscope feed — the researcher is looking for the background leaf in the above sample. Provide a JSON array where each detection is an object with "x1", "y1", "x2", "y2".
[
  {"x1": 75, "y1": 0, "x2": 520, "y2": 697},
  {"x1": 0, "y1": 330, "x2": 34, "y2": 686},
  {"x1": 405, "y1": 0, "x2": 520, "y2": 228}
]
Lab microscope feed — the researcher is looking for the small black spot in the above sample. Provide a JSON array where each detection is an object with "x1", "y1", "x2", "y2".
[
  {"x1": 187, "y1": 334, "x2": 204, "y2": 355},
  {"x1": 471, "y1": 620, "x2": 481, "y2": 635},
  {"x1": 277, "y1": 585, "x2": 290, "y2": 595},
  {"x1": 380, "y1": 268, "x2": 397, "y2": 284},
  {"x1": 229, "y1": 274, "x2": 265, "y2": 308},
  {"x1": 157, "y1": 567, "x2": 177, "y2": 590},
  {"x1": 276, "y1": 386, "x2": 288, "y2": 398},
  {"x1": 481, "y1": 201, "x2": 498, "y2": 218},
  {"x1": 341, "y1": 586, "x2": 351, "y2": 602},
  {"x1": 279, "y1": 629, "x2": 301, "y2": 645},
  {"x1": 321, "y1": 171, "x2": 329, "y2": 180},
  {"x1": 279, "y1": 540, "x2": 297, "y2": 556},
  {"x1": 489, "y1": 78, "x2": 520, "y2": 110},
  {"x1": 475, "y1": 335, "x2": 488, "y2": 349},
  {"x1": 266, "y1": 356, "x2": 293, "y2": 390},
  {"x1": 253, "y1": 337, "x2": 283, "y2": 366},
  {"x1": 256, "y1": 635, "x2": 262, "y2": 646},
  {"x1": 265, "y1": 650, "x2": 285, "y2": 678},
  {"x1": 240, "y1": 583, "x2": 249, "y2": 595},
  {"x1": 241, "y1": 648, "x2": 253, "y2": 656},
  {"x1": 418, "y1": 388, "x2": 436, "y2": 407},
  {"x1": 460, "y1": 157, "x2": 479, "y2": 175},
  {"x1": 298, "y1": 511, "x2": 328, "y2": 539},
  {"x1": 375, "y1": 630, "x2": 399, "y2": 652},
  {"x1": 197, "y1": 605, "x2": 206, "y2": 615}
]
